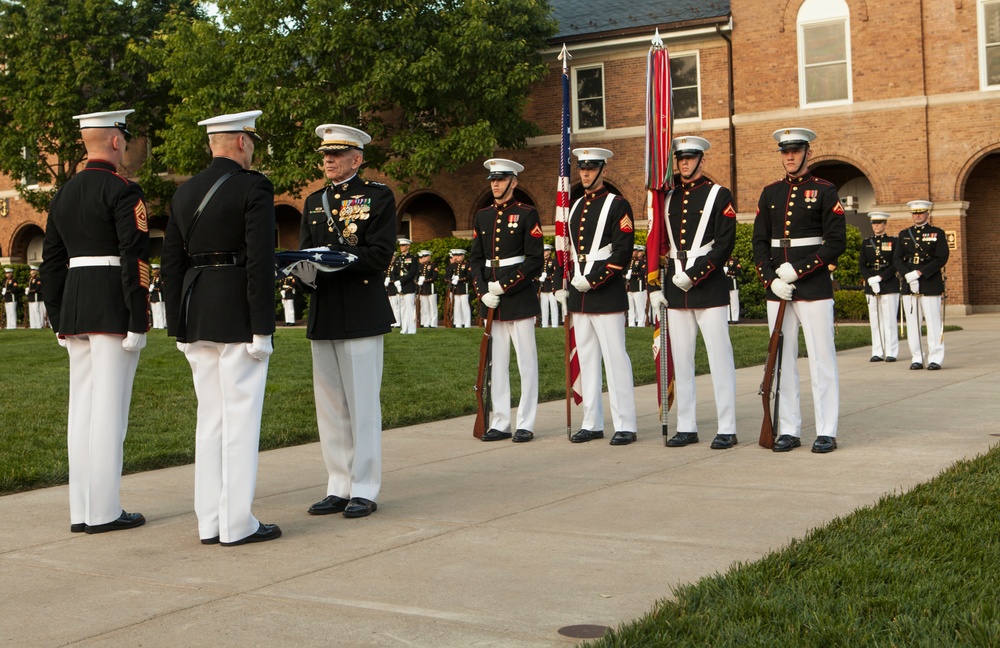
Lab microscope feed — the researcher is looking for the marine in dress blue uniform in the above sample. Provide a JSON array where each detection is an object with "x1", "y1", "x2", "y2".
[
  {"x1": 40, "y1": 109, "x2": 149, "y2": 534},
  {"x1": 447, "y1": 249, "x2": 472, "y2": 328},
  {"x1": 538, "y1": 244, "x2": 563, "y2": 327},
  {"x1": 2, "y1": 267, "x2": 19, "y2": 328},
  {"x1": 859, "y1": 212, "x2": 900, "y2": 362},
  {"x1": 163, "y1": 110, "x2": 280, "y2": 546},
  {"x1": 416, "y1": 250, "x2": 439, "y2": 328},
  {"x1": 752, "y1": 127, "x2": 847, "y2": 454},
  {"x1": 555, "y1": 147, "x2": 637, "y2": 445},
  {"x1": 724, "y1": 257, "x2": 742, "y2": 323},
  {"x1": 626, "y1": 245, "x2": 648, "y2": 327},
  {"x1": 26, "y1": 266, "x2": 46, "y2": 329},
  {"x1": 149, "y1": 264, "x2": 166, "y2": 329},
  {"x1": 893, "y1": 200, "x2": 949, "y2": 370},
  {"x1": 394, "y1": 239, "x2": 419, "y2": 334},
  {"x1": 649, "y1": 137, "x2": 738, "y2": 449},
  {"x1": 469, "y1": 158, "x2": 543, "y2": 442},
  {"x1": 300, "y1": 124, "x2": 396, "y2": 518}
]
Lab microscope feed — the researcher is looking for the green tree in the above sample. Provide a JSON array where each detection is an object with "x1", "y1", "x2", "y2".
[
  {"x1": 0, "y1": 0, "x2": 203, "y2": 212},
  {"x1": 145, "y1": 0, "x2": 557, "y2": 196}
]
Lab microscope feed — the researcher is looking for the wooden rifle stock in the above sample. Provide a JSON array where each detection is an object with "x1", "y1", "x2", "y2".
[
  {"x1": 444, "y1": 287, "x2": 454, "y2": 328},
  {"x1": 472, "y1": 308, "x2": 496, "y2": 439},
  {"x1": 758, "y1": 300, "x2": 788, "y2": 449}
]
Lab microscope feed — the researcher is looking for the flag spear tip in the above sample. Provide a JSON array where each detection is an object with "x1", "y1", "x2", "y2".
[
  {"x1": 558, "y1": 43, "x2": 571, "y2": 62},
  {"x1": 652, "y1": 29, "x2": 663, "y2": 47}
]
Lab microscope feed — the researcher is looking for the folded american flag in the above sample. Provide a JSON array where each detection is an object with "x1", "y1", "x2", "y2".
[{"x1": 275, "y1": 247, "x2": 356, "y2": 287}]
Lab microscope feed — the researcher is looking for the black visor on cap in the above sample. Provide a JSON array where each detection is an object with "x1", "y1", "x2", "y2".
[
  {"x1": 674, "y1": 150, "x2": 702, "y2": 159},
  {"x1": 486, "y1": 171, "x2": 515, "y2": 181},
  {"x1": 577, "y1": 160, "x2": 603, "y2": 169},
  {"x1": 778, "y1": 140, "x2": 808, "y2": 151}
]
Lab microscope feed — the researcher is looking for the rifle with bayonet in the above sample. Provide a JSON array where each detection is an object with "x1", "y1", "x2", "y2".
[
  {"x1": 472, "y1": 308, "x2": 495, "y2": 439},
  {"x1": 758, "y1": 299, "x2": 788, "y2": 449}
]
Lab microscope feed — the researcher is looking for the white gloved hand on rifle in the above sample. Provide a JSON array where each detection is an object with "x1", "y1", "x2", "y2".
[
  {"x1": 770, "y1": 278, "x2": 795, "y2": 301},
  {"x1": 776, "y1": 262, "x2": 798, "y2": 284},
  {"x1": 909, "y1": 281, "x2": 920, "y2": 294},
  {"x1": 481, "y1": 293, "x2": 500, "y2": 309},
  {"x1": 384, "y1": 277, "x2": 390, "y2": 287},
  {"x1": 394, "y1": 280, "x2": 402, "y2": 292},
  {"x1": 555, "y1": 289, "x2": 568, "y2": 309},
  {"x1": 571, "y1": 274, "x2": 591, "y2": 293},
  {"x1": 488, "y1": 281, "x2": 504, "y2": 296},
  {"x1": 417, "y1": 276, "x2": 425, "y2": 286},
  {"x1": 868, "y1": 276, "x2": 881, "y2": 295},
  {"x1": 649, "y1": 290, "x2": 668, "y2": 312}
]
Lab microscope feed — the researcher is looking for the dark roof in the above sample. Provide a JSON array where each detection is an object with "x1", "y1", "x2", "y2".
[{"x1": 549, "y1": 0, "x2": 731, "y2": 41}]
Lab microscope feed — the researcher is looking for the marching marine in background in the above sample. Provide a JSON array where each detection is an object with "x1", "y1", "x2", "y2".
[
  {"x1": 724, "y1": 257, "x2": 742, "y2": 323},
  {"x1": 393, "y1": 238, "x2": 418, "y2": 334},
  {"x1": 752, "y1": 127, "x2": 846, "y2": 454},
  {"x1": 280, "y1": 274, "x2": 298, "y2": 326},
  {"x1": 538, "y1": 244, "x2": 562, "y2": 328},
  {"x1": 649, "y1": 137, "x2": 738, "y2": 450},
  {"x1": 556, "y1": 147, "x2": 638, "y2": 446},
  {"x1": 893, "y1": 200, "x2": 949, "y2": 370},
  {"x1": 859, "y1": 212, "x2": 900, "y2": 362},
  {"x1": 385, "y1": 252, "x2": 400, "y2": 327},
  {"x1": 416, "y1": 250, "x2": 438, "y2": 328},
  {"x1": 149, "y1": 263, "x2": 166, "y2": 329},
  {"x1": 626, "y1": 244, "x2": 648, "y2": 327},
  {"x1": 163, "y1": 110, "x2": 280, "y2": 546},
  {"x1": 447, "y1": 249, "x2": 472, "y2": 328},
  {"x1": 301, "y1": 124, "x2": 396, "y2": 518},
  {"x1": 2, "y1": 267, "x2": 18, "y2": 328},
  {"x1": 469, "y1": 158, "x2": 543, "y2": 442},
  {"x1": 26, "y1": 265, "x2": 46, "y2": 329},
  {"x1": 41, "y1": 109, "x2": 150, "y2": 534}
]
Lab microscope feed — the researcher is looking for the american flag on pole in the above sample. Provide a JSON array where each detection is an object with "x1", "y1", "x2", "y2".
[{"x1": 557, "y1": 44, "x2": 582, "y2": 405}]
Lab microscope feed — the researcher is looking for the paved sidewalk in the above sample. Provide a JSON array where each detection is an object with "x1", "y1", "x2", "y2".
[{"x1": 3, "y1": 314, "x2": 998, "y2": 647}]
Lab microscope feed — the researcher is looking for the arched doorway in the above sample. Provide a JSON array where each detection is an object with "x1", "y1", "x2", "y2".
[
  {"x1": 399, "y1": 192, "x2": 456, "y2": 242},
  {"x1": 963, "y1": 152, "x2": 1000, "y2": 309},
  {"x1": 275, "y1": 203, "x2": 301, "y2": 250},
  {"x1": 811, "y1": 161, "x2": 875, "y2": 236},
  {"x1": 12, "y1": 224, "x2": 44, "y2": 265}
]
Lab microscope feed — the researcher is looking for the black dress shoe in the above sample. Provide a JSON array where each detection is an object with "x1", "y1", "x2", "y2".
[
  {"x1": 710, "y1": 434, "x2": 738, "y2": 449},
  {"x1": 666, "y1": 432, "x2": 699, "y2": 447},
  {"x1": 910, "y1": 362, "x2": 924, "y2": 370},
  {"x1": 885, "y1": 356, "x2": 897, "y2": 362},
  {"x1": 609, "y1": 431, "x2": 637, "y2": 446},
  {"x1": 308, "y1": 494, "x2": 350, "y2": 515},
  {"x1": 570, "y1": 429, "x2": 604, "y2": 443},
  {"x1": 220, "y1": 522, "x2": 282, "y2": 546},
  {"x1": 343, "y1": 498, "x2": 377, "y2": 518},
  {"x1": 201, "y1": 536, "x2": 220, "y2": 545},
  {"x1": 927, "y1": 362, "x2": 941, "y2": 370},
  {"x1": 70, "y1": 523, "x2": 85, "y2": 533},
  {"x1": 772, "y1": 435, "x2": 801, "y2": 453},
  {"x1": 870, "y1": 355, "x2": 884, "y2": 362},
  {"x1": 512, "y1": 429, "x2": 534, "y2": 443},
  {"x1": 811, "y1": 436, "x2": 838, "y2": 453},
  {"x1": 84, "y1": 510, "x2": 146, "y2": 534},
  {"x1": 481, "y1": 428, "x2": 512, "y2": 442}
]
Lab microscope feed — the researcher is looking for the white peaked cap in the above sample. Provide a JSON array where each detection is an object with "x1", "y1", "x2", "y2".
[
  {"x1": 315, "y1": 124, "x2": 371, "y2": 151},
  {"x1": 198, "y1": 110, "x2": 263, "y2": 140}
]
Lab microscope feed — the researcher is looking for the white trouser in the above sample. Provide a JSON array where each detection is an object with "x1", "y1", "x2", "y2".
[
  {"x1": 728, "y1": 289, "x2": 740, "y2": 322},
  {"x1": 282, "y1": 298, "x2": 295, "y2": 324},
  {"x1": 488, "y1": 318, "x2": 538, "y2": 433},
  {"x1": 419, "y1": 294, "x2": 438, "y2": 327},
  {"x1": 151, "y1": 301, "x2": 167, "y2": 329},
  {"x1": 185, "y1": 342, "x2": 268, "y2": 543},
  {"x1": 4, "y1": 302, "x2": 15, "y2": 328},
  {"x1": 400, "y1": 294, "x2": 417, "y2": 334},
  {"x1": 867, "y1": 293, "x2": 900, "y2": 359},
  {"x1": 902, "y1": 294, "x2": 944, "y2": 366},
  {"x1": 29, "y1": 301, "x2": 44, "y2": 328},
  {"x1": 767, "y1": 299, "x2": 839, "y2": 439},
  {"x1": 65, "y1": 334, "x2": 140, "y2": 526},
  {"x1": 628, "y1": 291, "x2": 648, "y2": 327},
  {"x1": 668, "y1": 306, "x2": 737, "y2": 435},
  {"x1": 389, "y1": 294, "x2": 401, "y2": 326},
  {"x1": 574, "y1": 312, "x2": 637, "y2": 432},
  {"x1": 311, "y1": 337, "x2": 384, "y2": 502},
  {"x1": 540, "y1": 292, "x2": 559, "y2": 328},
  {"x1": 453, "y1": 294, "x2": 471, "y2": 328}
]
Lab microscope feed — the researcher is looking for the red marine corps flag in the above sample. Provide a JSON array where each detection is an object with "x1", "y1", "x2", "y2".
[{"x1": 644, "y1": 30, "x2": 676, "y2": 442}]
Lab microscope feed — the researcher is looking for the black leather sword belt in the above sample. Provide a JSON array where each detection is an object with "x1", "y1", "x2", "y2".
[{"x1": 190, "y1": 252, "x2": 239, "y2": 267}]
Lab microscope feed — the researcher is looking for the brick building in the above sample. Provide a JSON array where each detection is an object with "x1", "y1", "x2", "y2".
[{"x1": 3, "y1": 0, "x2": 998, "y2": 313}]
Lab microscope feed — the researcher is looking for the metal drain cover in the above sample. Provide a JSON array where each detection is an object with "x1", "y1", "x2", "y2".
[{"x1": 557, "y1": 624, "x2": 610, "y2": 639}]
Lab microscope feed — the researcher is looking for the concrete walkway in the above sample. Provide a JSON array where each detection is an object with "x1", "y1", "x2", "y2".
[{"x1": 3, "y1": 314, "x2": 999, "y2": 647}]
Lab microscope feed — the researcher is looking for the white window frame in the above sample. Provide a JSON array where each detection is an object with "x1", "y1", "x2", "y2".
[
  {"x1": 571, "y1": 63, "x2": 606, "y2": 132},
  {"x1": 979, "y1": 0, "x2": 1000, "y2": 89},
  {"x1": 797, "y1": 0, "x2": 853, "y2": 108},
  {"x1": 670, "y1": 50, "x2": 702, "y2": 122}
]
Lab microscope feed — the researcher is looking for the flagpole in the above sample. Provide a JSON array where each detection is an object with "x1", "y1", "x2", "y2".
[{"x1": 557, "y1": 43, "x2": 573, "y2": 441}]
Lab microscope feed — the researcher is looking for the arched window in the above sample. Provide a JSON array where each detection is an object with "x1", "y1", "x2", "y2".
[
  {"x1": 797, "y1": 0, "x2": 852, "y2": 106},
  {"x1": 979, "y1": 0, "x2": 1000, "y2": 88}
]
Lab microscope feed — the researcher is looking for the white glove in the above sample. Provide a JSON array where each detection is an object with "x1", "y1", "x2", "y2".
[
  {"x1": 671, "y1": 272, "x2": 694, "y2": 292},
  {"x1": 539, "y1": 272, "x2": 547, "y2": 283},
  {"x1": 776, "y1": 262, "x2": 798, "y2": 284},
  {"x1": 176, "y1": 341, "x2": 189, "y2": 354},
  {"x1": 384, "y1": 277, "x2": 390, "y2": 287},
  {"x1": 571, "y1": 274, "x2": 591, "y2": 293},
  {"x1": 246, "y1": 334, "x2": 273, "y2": 361},
  {"x1": 871, "y1": 282, "x2": 881, "y2": 295},
  {"x1": 488, "y1": 281, "x2": 504, "y2": 296},
  {"x1": 1, "y1": 287, "x2": 6, "y2": 296},
  {"x1": 418, "y1": 276, "x2": 425, "y2": 286},
  {"x1": 148, "y1": 285, "x2": 154, "y2": 293},
  {"x1": 290, "y1": 262, "x2": 318, "y2": 288},
  {"x1": 481, "y1": 293, "x2": 500, "y2": 309},
  {"x1": 451, "y1": 275, "x2": 459, "y2": 285},
  {"x1": 56, "y1": 332, "x2": 68, "y2": 348},
  {"x1": 909, "y1": 281, "x2": 920, "y2": 294},
  {"x1": 625, "y1": 270, "x2": 632, "y2": 280},
  {"x1": 867, "y1": 276, "x2": 881, "y2": 288},
  {"x1": 122, "y1": 332, "x2": 146, "y2": 352},
  {"x1": 649, "y1": 290, "x2": 668, "y2": 312},
  {"x1": 394, "y1": 281, "x2": 402, "y2": 292},
  {"x1": 555, "y1": 289, "x2": 568, "y2": 308},
  {"x1": 904, "y1": 270, "x2": 920, "y2": 283},
  {"x1": 770, "y1": 278, "x2": 795, "y2": 301}
]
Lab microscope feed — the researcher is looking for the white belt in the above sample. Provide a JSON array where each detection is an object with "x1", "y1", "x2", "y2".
[
  {"x1": 487, "y1": 255, "x2": 525, "y2": 268},
  {"x1": 69, "y1": 256, "x2": 121, "y2": 268},
  {"x1": 771, "y1": 237, "x2": 823, "y2": 248},
  {"x1": 575, "y1": 244, "x2": 612, "y2": 263},
  {"x1": 668, "y1": 241, "x2": 714, "y2": 261}
]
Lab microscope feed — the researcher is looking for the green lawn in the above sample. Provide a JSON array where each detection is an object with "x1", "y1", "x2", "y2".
[{"x1": 0, "y1": 323, "x2": 876, "y2": 494}]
